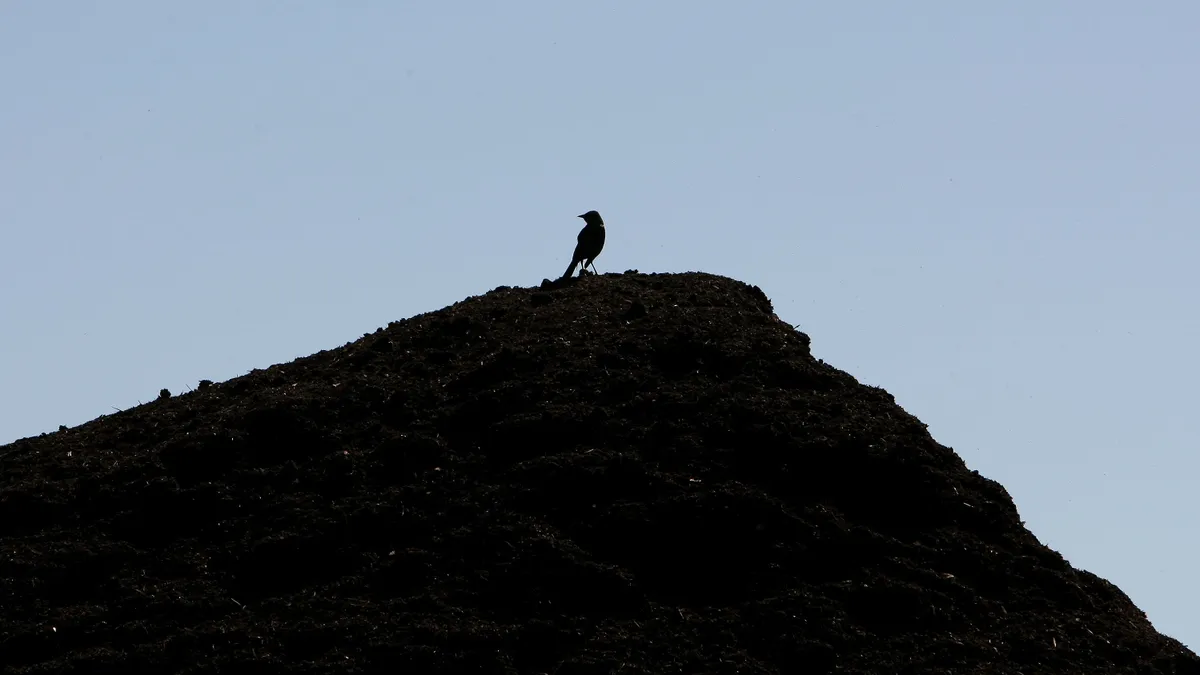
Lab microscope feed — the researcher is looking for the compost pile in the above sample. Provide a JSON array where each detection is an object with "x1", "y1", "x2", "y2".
[{"x1": 2, "y1": 271, "x2": 1196, "y2": 674}]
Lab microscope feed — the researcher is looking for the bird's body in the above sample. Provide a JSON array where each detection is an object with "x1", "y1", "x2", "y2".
[{"x1": 562, "y1": 210, "x2": 606, "y2": 279}]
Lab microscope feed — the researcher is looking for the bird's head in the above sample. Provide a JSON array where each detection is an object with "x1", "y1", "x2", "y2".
[{"x1": 577, "y1": 210, "x2": 604, "y2": 226}]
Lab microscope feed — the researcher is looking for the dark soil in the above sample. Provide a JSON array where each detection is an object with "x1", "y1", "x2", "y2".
[{"x1": 1, "y1": 271, "x2": 1196, "y2": 674}]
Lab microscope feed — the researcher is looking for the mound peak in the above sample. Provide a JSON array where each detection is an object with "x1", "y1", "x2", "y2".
[{"x1": 2, "y1": 271, "x2": 1195, "y2": 674}]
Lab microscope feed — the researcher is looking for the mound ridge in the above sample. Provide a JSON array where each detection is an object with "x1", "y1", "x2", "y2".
[{"x1": 1, "y1": 271, "x2": 1195, "y2": 674}]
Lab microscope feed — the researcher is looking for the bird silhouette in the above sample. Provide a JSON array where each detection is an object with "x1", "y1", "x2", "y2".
[{"x1": 562, "y1": 210, "x2": 606, "y2": 279}]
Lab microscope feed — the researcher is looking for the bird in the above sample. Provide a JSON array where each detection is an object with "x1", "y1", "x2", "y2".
[{"x1": 561, "y1": 210, "x2": 606, "y2": 279}]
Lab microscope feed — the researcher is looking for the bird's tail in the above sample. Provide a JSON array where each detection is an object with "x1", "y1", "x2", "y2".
[{"x1": 561, "y1": 258, "x2": 579, "y2": 280}]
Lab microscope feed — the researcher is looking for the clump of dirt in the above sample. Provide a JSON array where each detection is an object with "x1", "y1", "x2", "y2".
[{"x1": 1, "y1": 271, "x2": 1195, "y2": 674}]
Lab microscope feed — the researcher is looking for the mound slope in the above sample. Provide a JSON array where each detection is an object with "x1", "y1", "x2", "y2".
[{"x1": 1, "y1": 271, "x2": 1195, "y2": 674}]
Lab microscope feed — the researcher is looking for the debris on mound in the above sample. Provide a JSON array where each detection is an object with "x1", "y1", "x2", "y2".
[{"x1": 1, "y1": 271, "x2": 1195, "y2": 674}]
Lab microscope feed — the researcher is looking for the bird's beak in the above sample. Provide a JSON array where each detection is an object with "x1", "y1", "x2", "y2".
[{"x1": 577, "y1": 214, "x2": 586, "y2": 219}]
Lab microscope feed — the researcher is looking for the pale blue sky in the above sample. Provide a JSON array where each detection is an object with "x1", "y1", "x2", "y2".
[{"x1": 3, "y1": 2, "x2": 1197, "y2": 649}]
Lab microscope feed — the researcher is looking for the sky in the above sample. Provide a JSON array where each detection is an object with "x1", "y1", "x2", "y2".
[{"x1": 2, "y1": 1, "x2": 1197, "y2": 650}]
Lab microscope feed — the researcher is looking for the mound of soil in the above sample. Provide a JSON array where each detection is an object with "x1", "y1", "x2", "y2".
[{"x1": 1, "y1": 271, "x2": 1195, "y2": 674}]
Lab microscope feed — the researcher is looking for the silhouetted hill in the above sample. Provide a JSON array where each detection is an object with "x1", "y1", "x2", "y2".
[{"x1": 1, "y1": 271, "x2": 1196, "y2": 674}]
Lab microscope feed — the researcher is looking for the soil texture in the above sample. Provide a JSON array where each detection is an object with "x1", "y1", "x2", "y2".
[{"x1": 2, "y1": 271, "x2": 1196, "y2": 674}]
